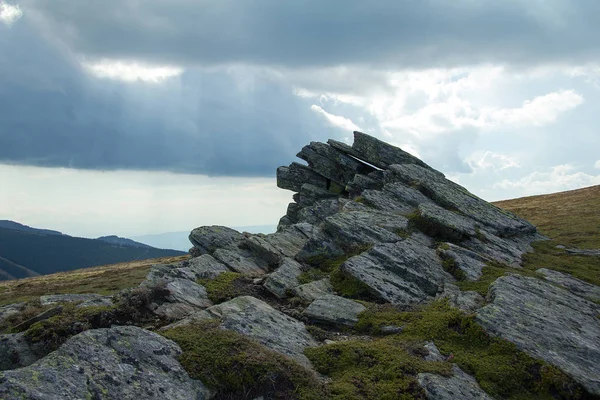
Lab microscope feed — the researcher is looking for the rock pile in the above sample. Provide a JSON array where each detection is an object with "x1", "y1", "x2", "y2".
[{"x1": 1, "y1": 131, "x2": 599, "y2": 399}]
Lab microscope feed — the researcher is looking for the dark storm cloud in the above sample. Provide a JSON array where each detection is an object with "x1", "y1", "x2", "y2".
[
  {"x1": 21, "y1": 0, "x2": 600, "y2": 69},
  {"x1": 0, "y1": 18, "x2": 340, "y2": 176}
]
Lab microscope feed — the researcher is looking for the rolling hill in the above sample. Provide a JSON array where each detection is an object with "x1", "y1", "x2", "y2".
[{"x1": 0, "y1": 222, "x2": 186, "y2": 281}]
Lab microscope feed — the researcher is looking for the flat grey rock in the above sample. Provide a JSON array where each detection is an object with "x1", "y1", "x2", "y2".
[
  {"x1": 418, "y1": 202, "x2": 479, "y2": 241},
  {"x1": 293, "y1": 279, "x2": 334, "y2": 302},
  {"x1": 276, "y1": 162, "x2": 328, "y2": 192},
  {"x1": 0, "y1": 326, "x2": 210, "y2": 399},
  {"x1": 476, "y1": 274, "x2": 600, "y2": 395},
  {"x1": 263, "y1": 258, "x2": 305, "y2": 298},
  {"x1": 167, "y1": 296, "x2": 318, "y2": 368},
  {"x1": 537, "y1": 268, "x2": 600, "y2": 302},
  {"x1": 341, "y1": 240, "x2": 448, "y2": 307},
  {"x1": 189, "y1": 225, "x2": 244, "y2": 255},
  {"x1": 359, "y1": 189, "x2": 414, "y2": 214},
  {"x1": 184, "y1": 254, "x2": 230, "y2": 280},
  {"x1": 303, "y1": 295, "x2": 366, "y2": 327}
]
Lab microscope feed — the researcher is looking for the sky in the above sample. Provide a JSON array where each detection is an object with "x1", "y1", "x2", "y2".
[{"x1": 1, "y1": 0, "x2": 600, "y2": 238}]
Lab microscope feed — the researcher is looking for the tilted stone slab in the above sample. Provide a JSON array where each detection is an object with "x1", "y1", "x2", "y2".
[
  {"x1": 189, "y1": 225, "x2": 244, "y2": 255},
  {"x1": 360, "y1": 189, "x2": 415, "y2": 214},
  {"x1": 276, "y1": 162, "x2": 328, "y2": 192},
  {"x1": 263, "y1": 258, "x2": 305, "y2": 299},
  {"x1": 476, "y1": 274, "x2": 600, "y2": 395},
  {"x1": 295, "y1": 183, "x2": 338, "y2": 207},
  {"x1": 437, "y1": 243, "x2": 490, "y2": 281},
  {"x1": 537, "y1": 268, "x2": 600, "y2": 302},
  {"x1": 296, "y1": 198, "x2": 341, "y2": 225},
  {"x1": 418, "y1": 203, "x2": 480, "y2": 242},
  {"x1": 293, "y1": 279, "x2": 334, "y2": 302},
  {"x1": 166, "y1": 296, "x2": 318, "y2": 368},
  {"x1": 390, "y1": 164, "x2": 536, "y2": 237},
  {"x1": 0, "y1": 326, "x2": 210, "y2": 400},
  {"x1": 340, "y1": 240, "x2": 448, "y2": 307},
  {"x1": 39, "y1": 294, "x2": 113, "y2": 307},
  {"x1": 297, "y1": 141, "x2": 373, "y2": 186},
  {"x1": 213, "y1": 247, "x2": 269, "y2": 275}
]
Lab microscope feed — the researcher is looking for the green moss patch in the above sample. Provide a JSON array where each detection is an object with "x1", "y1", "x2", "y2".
[
  {"x1": 198, "y1": 272, "x2": 244, "y2": 303},
  {"x1": 297, "y1": 268, "x2": 329, "y2": 285},
  {"x1": 346, "y1": 301, "x2": 588, "y2": 399},
  {"x1": 305, "y1": 335, "x2": 451, "y2": 399},
  {"x1": 330, "y1": 267, "x2": 377, "y2": 300},
  {"x1": 162, "y1": 321, "x2": 326, "y2": 400}
]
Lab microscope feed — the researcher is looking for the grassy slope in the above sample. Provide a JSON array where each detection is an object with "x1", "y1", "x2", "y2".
[
  {"x1": 493, "y1": 184, "x2": 600, "y2": 248},
  {"x1": 0, "y1": 255, "x2": 189, "y2": 305}
]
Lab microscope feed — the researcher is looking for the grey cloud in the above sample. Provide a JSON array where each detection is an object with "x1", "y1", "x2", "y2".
[
  {"x1": 21, "y1": 0, "x2": 600, "y2": 69},
  {"x1": 0, "y1": 19, "x2": 338, "y2": 176}
]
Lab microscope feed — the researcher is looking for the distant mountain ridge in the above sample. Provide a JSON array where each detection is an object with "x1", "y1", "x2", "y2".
[{"x1": 0, "y1": 221, "x2": 186, "y2": 281}]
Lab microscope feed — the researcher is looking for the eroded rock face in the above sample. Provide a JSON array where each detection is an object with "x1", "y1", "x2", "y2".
[
  {"x1": 0, "y1": 333, "x2": 46, "y2": 371},
  {"x1": 189, "y1": 225, "x2": 244, "y2": 255},
  {"x1": 537, "y1": 268, "x2": 600, "y2": 302},
  {"x1": 0, "y1": 326, "x2": 210, "y2": 400},
  {"x1": 476, "y1": 274, "x2": 600, "y2": 395}
]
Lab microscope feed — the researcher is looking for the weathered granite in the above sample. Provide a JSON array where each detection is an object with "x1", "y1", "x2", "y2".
[
  {"x1": 189, "y1": 225, "x2": 244, "y2": 255},
  {"x1": 417, "y1": 202, "x2": 479, "y2": 242},
  {"x1": 476, "y1": 274, "x2": 600, "y2": 395},
  {"x1": 0, "y1": 326, "x2": 210, "y2": 399},
  {"x1": 150, "y1": 278, "x2": 212, "y2": 319},
  {"x1": 165, "y1": 296, "x2": 318, "y2": 368},
  {"x1": 303, "y1": 295, "x2": 366, "y2": 327},
  {"x1": 276, "y1": 162, "x2": 328, "y2": 192},
  {"x1": 213, "y1": 247, "x2": 269, "y2": 275},
  {"x1": 537, "y1": 268, "x2": 600, "y2": 302},
  {"x1": 437, "y1": 243, "x2": 490, "y2": 281},
  {"x1": 40, "y1": 294, "x2": 113, "y2": 308}
]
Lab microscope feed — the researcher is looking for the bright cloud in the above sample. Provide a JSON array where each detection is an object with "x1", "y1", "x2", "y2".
[
  {"x1": 467, "y1": 151, "x2": 520, "y2": 172},
  {"x1": 82, "y1": 59, "x2": 183, "y2": 83},
  {"x1": 310, "y1": 105, "x2": 361, "y2": 132},
  {"x1": 595, "y1": 160, "x2": 600, "y2": 169},
  {"x1": 0, "y1": 1, "x2": 22, "y2": 25},
  {"x1": 495, "y1": 164, "x2": 600, "y2": 195}
]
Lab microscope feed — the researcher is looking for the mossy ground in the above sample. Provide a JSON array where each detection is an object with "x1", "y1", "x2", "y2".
[
  {"x1": 306, "y1": 300, "x2": 589, "y2": 400},
  {"x1": 198, "y1": 272, "x2": 244, "y2": 303},
  {"x1": 161, "y1": 320, "x2": 327, "y2": 400}
]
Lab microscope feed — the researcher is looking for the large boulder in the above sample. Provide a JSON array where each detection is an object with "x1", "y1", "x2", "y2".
[
  {"x1": 164, "y1": 296, "x2": 318, "y2": 368},
  {"x1": 303, "y1": 295, "x2": 366, "y2": 328},
  {"x1": 0, "y1": 326, "x2": 210, "y2": 399},
  {"x1": 0, "y1": 333, "x2": 46, "y2": 371},
  {"x1": 189, "y1": 225, "x2": 244, "y2": 255},
  {"x1": 476, "y1": 274, "x2": 600, "y2": 395}
]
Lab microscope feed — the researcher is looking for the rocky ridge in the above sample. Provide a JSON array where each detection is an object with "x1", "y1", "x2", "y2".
[{"x1": 1, "y1": 131, "x2": 599, "y2": 399}]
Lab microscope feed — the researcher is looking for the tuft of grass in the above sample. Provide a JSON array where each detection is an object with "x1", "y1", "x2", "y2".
[
  {"x1": 0, "y1": 299, "x2": 50, "y2": 333},
  {"x1": 162, "y1": 321, "x2": 327, "y2": 400},
  {"x1": 441, "y1": 257, "x2": 467, "y2": 281},
  {"x1": 0, "y1": 255, "x2": 189, "y2": 306},
  {"x1": 297, "y1": 268, "x2": 329, "y2": 285},
  {"x1": 330, "y1": 267, "x2": 377, "y2": 300},
  {"x1": 198, "y1": 272, "x2": 244, "y2": 304},
  {"x1": 343, "y1": 301, "x2": 588, "y2": 400}
]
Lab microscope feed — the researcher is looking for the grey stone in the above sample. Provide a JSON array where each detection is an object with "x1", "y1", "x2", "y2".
[
  {"x1": 151, "y1": 278, "x2": 212, "y2": 319},
  {"x1": 264, "y1": 223, "x2": 314, "y2": 258},
  {"x1": 189, "y1": 225, "x2": 244, "y2": 254},
  {"x1": 0, "y1": 333, "x2": 46, "y2": 371},
  {"x1": 295, "y1": 183, "x2": 338, "y2": 208},
  {"x1": 380, "y1": 325, "x2": 403, "y2": 335},
  {"x1": 359, "y1": 189, "x2": 415, "y2": 214},
  {"x1": 423, "y1": 341, "x2": 445, "y2": 362},
  {"x1": 346, "y1": 174, "x2": 383, "y2": 197},
  {"x1": 476, "y1": 274, "x2": 600, "y2": 395},
  {"x1": 296, "y1": 198, "x2": 341, "y2": 225},
  {"x1": 263, "y1": 258, "x2": 305, "y2": 299},
  {"x1": 418, "y1": 202, "x2": 479, "y2": 241},
  {"x1": 166, "y1": 296, "x2": 318, "y2": 368},
  {"x1": 438, "y1": 243, "x2": 490, "y2": 281},
  {"x1": 39, "y1": 294, "x2": 113, "y2": 308},
  {"x1": 276, "y1": 162, "x2": 328, "y2": 192},
  {"x1": 303, "y1": 295, "x2": 366, "y2": 327},
  {"x1": 390, "y1": 163, "x2": 536, "y2": 237},
  {"x1": 213, "y1": 247, "x2": 269, "y2": 275},
  {"x1": 418, "y1": 365, "x2": 495, "y2": 400},
  {"x1": 329, "y1": 132, "x2": 433, "y2": 171},
  {"x1": 462, "y1": 231, "x2": 542, "y2": 268},
  {"x1": 185, "y1": 254, "x2": 230, "y2": 279},
  {"x1": 323, "y1": 210, "x2": 408, "y2": 250},
  {"x1": 243, "y1": 235, "x2": 283, "y2": 266},
  {"x1": 293, "y1": 279, "x2": 334, "y2": 302},
  {"x1": 0, "y1": 326, "x2": 210, "y2": 399},
  {"x1": 383, "y1": 181, "x2": 435, "y2": 208},
  {"x1": 438, "y1": 284, "x2": 485, "y2": 313},
  {"x1": 564, "y1": 248, "x2": 600, "y2": 257},
  {"x1": 340, "y1": 240, "x2": 448, "y2": 307},
  {"x1": 297, "y1": 141, "x2": 373, "y2": 187},
  {"x1": 537, "y1": 268, "x2": 600, "y2": 302}
]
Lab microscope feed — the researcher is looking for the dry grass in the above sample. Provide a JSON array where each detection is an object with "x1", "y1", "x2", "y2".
[
  {"x1": 0, "y1": 255, "x2": 189, "y2": 306},
  {"x1": 493, "y1": 185, "x2": 600, "y2": 249}
]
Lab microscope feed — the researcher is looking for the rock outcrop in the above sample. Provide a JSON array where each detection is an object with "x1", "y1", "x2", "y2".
[{"x1": 2, "y1": 131, "x2": 599, "y2": 399}]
